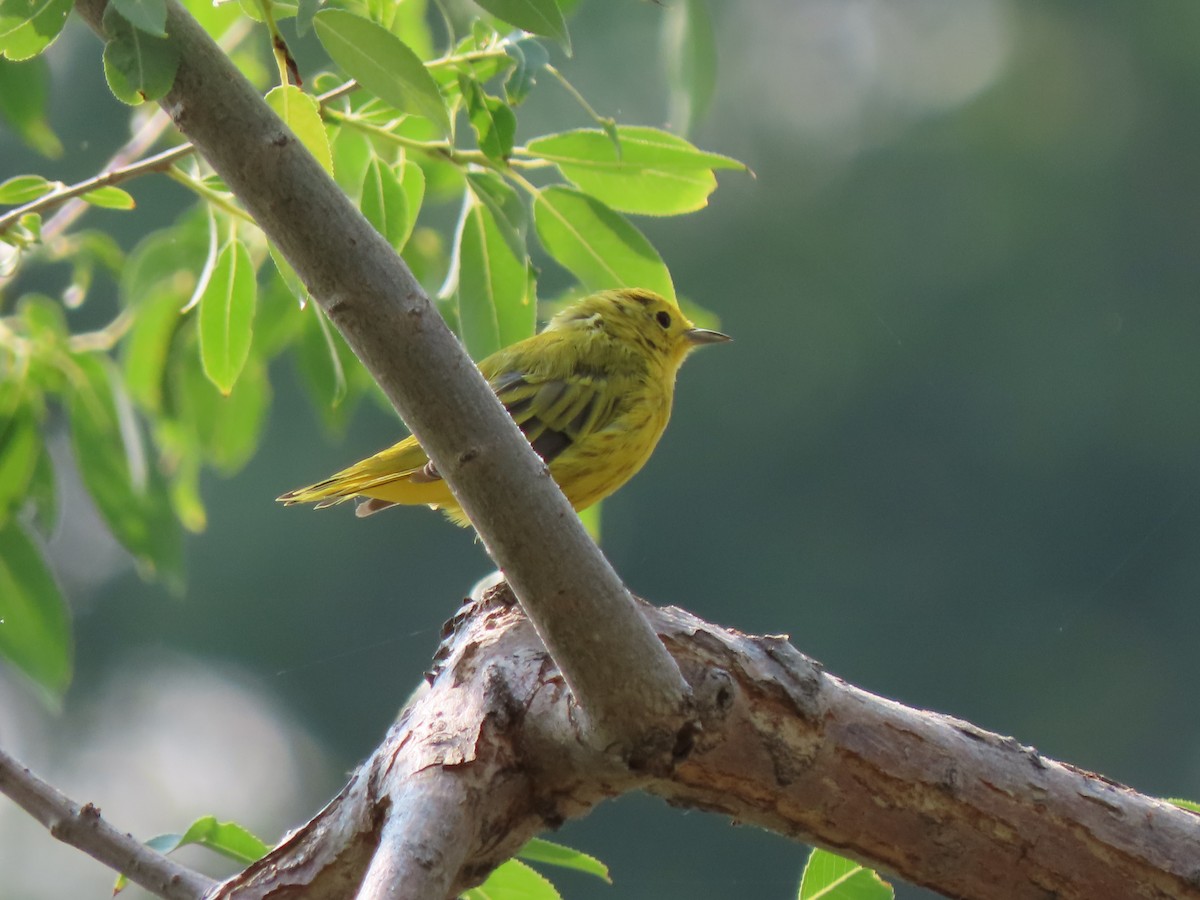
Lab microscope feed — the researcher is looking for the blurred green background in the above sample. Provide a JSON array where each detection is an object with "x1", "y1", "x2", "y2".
[{"x1": 3, "y1": 1, "x2": 1200, "y2": 898}]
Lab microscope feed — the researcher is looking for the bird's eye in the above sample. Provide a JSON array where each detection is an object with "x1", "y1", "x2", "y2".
[{"x1": 655, "y1": 310, "x2": 672, "y2": 329}]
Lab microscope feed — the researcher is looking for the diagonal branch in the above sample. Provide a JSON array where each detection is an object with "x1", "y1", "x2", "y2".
[
  {"x1": 70, "y1": 0, "x2": 692, "y2": 765},
  {"x1": 0, "y1": 747, "x2": 215, "y2": 900}
]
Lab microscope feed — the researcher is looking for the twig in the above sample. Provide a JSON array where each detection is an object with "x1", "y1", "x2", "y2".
[
  {"x1": 321, "y1": 107, "x2": 492, "y2": 169},
  {"x1": 0, "y1": 37, "x2": 501, "y2": 242},
  {"x1": 0, "y1": 81, "x2": 362, "y2": 241},
  {"x1": 67, "y1": 307, "x2": 136, "y2": 353},
  {"x1": 0, "y1": 746, "x2": 216, "y2": 900},
  {"x1": 0, "y1": 142, "x2": 194, "y2": 237},
  {"x1": 545, "y1": 63, "x2": 617, "y2": 134}
]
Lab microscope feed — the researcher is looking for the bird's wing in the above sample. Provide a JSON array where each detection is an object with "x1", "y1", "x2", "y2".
[{"x1": 489, "y1": 367, "x2": 621, "y2": 465}]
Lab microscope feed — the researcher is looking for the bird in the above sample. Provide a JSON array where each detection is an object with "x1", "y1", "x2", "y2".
[{"x1": 277, "y1": 287, "x2": 731, "y2": 525}]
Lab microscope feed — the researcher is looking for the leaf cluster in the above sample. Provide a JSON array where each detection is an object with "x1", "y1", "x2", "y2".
[{"x1": 0, "y1": 0, "x2": 739, "y2": 707}]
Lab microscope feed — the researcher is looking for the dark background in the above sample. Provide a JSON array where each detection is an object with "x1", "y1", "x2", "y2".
[{"x1": 3, "y1": 1, "x2": 1200, "y2": 898}]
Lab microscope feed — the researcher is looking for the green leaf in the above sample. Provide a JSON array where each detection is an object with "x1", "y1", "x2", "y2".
[
  {"x1": 532, "y1": 185, "x2": 675, "y2": 303},
  {"x1": 295, "y1": 303, "x2": 359, "y2": 434},
  {"x1": 178, "y1": 0, "x2": 240, "y2": 35},
  {"x1": 379, "y1": 0, "x2": 433, "y2": 57},
  {"x1": 798, "y1": 849, "x2": 893, "y2": 900},
  {"x1": 235, "y1": 0, "x2": 296, "y2": 23},
  {"x1": 472, "y1": 0, "x2": 568, "y2": 54},
  {"x1": 176, "y1": 815, "x2": 269, "y2": 862},
  {"x1": 176, "y1": 349, "x2": 270, "y2": 475},
  {"x1": 115, "y1": 816, "x2": 269, "y2": 893},
  {"x1": 456, "y1": 198, "x2": 534, "y2": 359},
  {"x1": 0, "y1": 404, "x2": 40, "y2": 524},
  {"x1": 265, "y1": 84, "x2": 334, "y2": 174},
  {"x1": 1167, "y1": 798, "x2": 1200, "y2": 814},
  {"x1": 267, "y1": 241, "x2": 307, "y2": 307},
  {"x1": 295, "y1": 0, "x2": 318, "y2": 34},
  {"x1": 26, "y1": 440, "x2": 57, "y2": 534},
  {"x1": 253, "y1": 266, "x2": 306, "y2": 356},
  {"x1": 167, "y1": 454, "x2": 205, "y2": 533},
  {"x1": 122, "y1": 288, "x2": 183, "y2": 413},
  {"x1": 661, "y1": 0, "x2": 716, "y2": 135},
  {"x1": 67, "y1": 354, "x2": 183, "y2": 587},
  {"x1": 110, "y1": 0, "x2": 167, "y2": 37},
  {"x1": 466, "y1": 171, "x2": 527, "y2": 261},
  {"x1": 502, "y1": 37, "x2": 547, "y2": 106},
  {"x1": 198, "y1": 238, "x2": 256, "y2": 395},
  {"x1": 397, "y1": 156, "x2": 425, "y2": 248},
  {"x1": 464, "y1": 859, "x2": 561, "y2": 900},
  {"x1": 14, "y1": 210, "x2": 40, "y2": 243},
  {"x1": 330, "y1": 125, "x2": 374, "y2": 198},
  {"x1": 314, "y1": 10, "x2": 450, "y2": 136},
  {"x1": 0, "y1": 173, "x2": 53, "y2": 204},
  {"x1": 525, "y1": 126, "x2": 744, "y2": 216},
  {"x1": 0, "y1": 57, "x2": 61, "y2": 156},
  {"x1": 81, "y1": 185, "x2": 136, "y2": 210},
  {"x1": 120, "y1": 209, "x2": 209, "y2": 306},
  {"x1": 402, "y1": 226, "x2": 448, "y2": 295},
  {"x1": 517, "y1": 838, "x2": 610, "y2": 882},
  {"x1": 462, "y1": 76, "x2": 516, "y2": 162},
  {"x1": 0, "y1": 519, "x2": 71, "y2": 700},
  {"x1": 0, "y1": 0, "x2": 71, "y2": 60},
  {"x1": 19, "y1": 291, "x2": 67, "y2": 344},
  {"x1": 361, "y1": 156, "x2": 410, "y2": 250},
  {"x1": 102, "y1": 0, "x2": 179, "y2": 104}
]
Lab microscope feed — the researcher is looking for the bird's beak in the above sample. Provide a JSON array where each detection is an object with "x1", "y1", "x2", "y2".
[{"x1": 685, "y1": 328, "x2": 733, "y2": 346}]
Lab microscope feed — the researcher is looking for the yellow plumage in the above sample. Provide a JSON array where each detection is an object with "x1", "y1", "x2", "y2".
[{"x1": 277, "y1": 288, "x2": 730, "y2": 525}]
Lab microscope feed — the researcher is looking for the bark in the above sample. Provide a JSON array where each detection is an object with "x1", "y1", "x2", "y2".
[{"x1": 206, "y1": 586, "x2": 1200, "y2": 900}]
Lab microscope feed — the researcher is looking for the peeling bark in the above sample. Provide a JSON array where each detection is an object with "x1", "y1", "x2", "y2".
[{"x1": 211, "y1": 587, "x2": 1200, "y2": 900}]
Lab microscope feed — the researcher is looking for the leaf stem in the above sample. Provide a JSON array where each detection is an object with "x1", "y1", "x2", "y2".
[
  {"x1": 165, "y1": 167, "x2": 256, "y2": 224},
  {"x1": 323, "y1": 107, "x2": 491, "y2": 169},
  {"x1": 544, "y1": 63, "x2": 615, "y2": 134},
  {"x1": 68, "y1": 308, "x2": 137, "y2": 353},
  {"x1": 426, "y1": 48, "x2": 511, "y2": 71}
]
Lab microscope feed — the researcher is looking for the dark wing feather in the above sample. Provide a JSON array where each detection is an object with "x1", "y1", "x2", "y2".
[{"x1": 490, "y1": 369, "x2": 618, "y2": 466}]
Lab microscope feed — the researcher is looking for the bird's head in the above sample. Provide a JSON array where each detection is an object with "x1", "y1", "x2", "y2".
[{"x1": 547, "y1": 288, "x2": 731, "y2": 368}]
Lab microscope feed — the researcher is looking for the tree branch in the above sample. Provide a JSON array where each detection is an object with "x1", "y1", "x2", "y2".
[
  {"x1": 210, "y1": 587, "x2": 1200, "y2": 900},
  {"x1": 0, "y1": 747, "x2": 215, "y2": 900},
  {"x1": 0, "y1": 141, "x2": 189, "y2": 238},
  {"x1": 0, "y1": 80, "x2": 358, "y2": 241},
  {"x1": 70, "y1": 0, "x2": 692, "y2": 763},
  {"x1": 356, "y1": 773, "x2": 477, "y2": 900}
]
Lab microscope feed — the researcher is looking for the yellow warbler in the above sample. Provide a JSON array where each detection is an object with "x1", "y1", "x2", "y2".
[{"x1": 278, "y1": 288, "x2": 730, "y2": 525}]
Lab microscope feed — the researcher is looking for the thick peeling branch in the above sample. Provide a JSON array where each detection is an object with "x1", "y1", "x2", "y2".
[
  {"x1": 8, "y1": 587, "x2": 1196, "y2": 900},
  {"x1": 69, "y1": 0, "x2": 691, "y2": 758},
  {"x1": 210, "y1": 587, "x2": 1200, "y2": 900}
]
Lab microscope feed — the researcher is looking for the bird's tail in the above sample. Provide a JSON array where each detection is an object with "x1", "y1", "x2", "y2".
[{"x1": 277, "y1": 440, "x2": 453, "y2": 515}]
